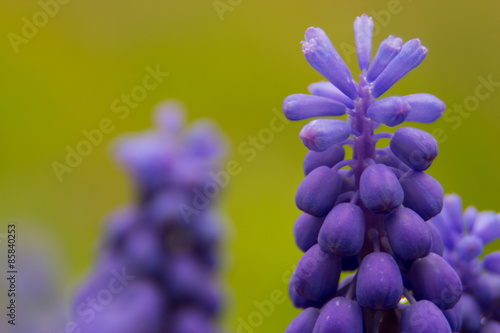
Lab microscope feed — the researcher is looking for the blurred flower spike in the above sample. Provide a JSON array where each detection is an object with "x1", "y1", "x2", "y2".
[{"x1": 72, "y1": 100, "x2": 230, "y2": 333}]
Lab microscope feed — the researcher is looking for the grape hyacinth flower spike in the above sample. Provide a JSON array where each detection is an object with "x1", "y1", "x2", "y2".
[
  {"x1": 430, "y1": 193, "x2": 500, "y2": 332},
  {"x1": 284, "y1": 14, "x2": 459, "y2": 332},
  {"x1": 72, "y1": 100, "x2": 229, "y2": 333}
]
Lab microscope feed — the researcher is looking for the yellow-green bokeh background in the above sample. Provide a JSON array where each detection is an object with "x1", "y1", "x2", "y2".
[{"x1": 1, "y1": 0, "x2": 500, "y2": 331}]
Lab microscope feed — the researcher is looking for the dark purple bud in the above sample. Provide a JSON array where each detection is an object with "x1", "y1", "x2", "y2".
[
  {"x1": 296, "y1": 166, "x2": 342, "y2": 217},
  {"x1": 353, "y1": 14, "x2": 374, "y2": 72},
  {"x1": 483, "y1": 251, "x2": 500, "y2": 274},
  {"x1": 356, "y1": 252, "x2": 403, "y2": 310},
  {"x1": 371, "y1": 39, "x2": 428, "y2": 98},
  {"x1": 455, "y1": 235, "x2": 483, "y2": 262},
  {"x1": 360, "y1": 163, "x2": 404, "y2": 213},
  {"x1": 427, "y1": 222, "x2": 444, "y2": 256},
  {"x1": 294, "y1": 213, "x2": 325, "y2": 252},
  {"x1": 302, "y1": 27, "x2": 358, "y2": 100},
  {"x1": 366, "y1": 96, "x2": 411, "y2": 126},
  {"x1": 384, "y1": 207, "x2": 431, "y2": 262},
  {"x1": 470, "y1": 273, "x2": 500, "y2": 313},
  {"x1": 285, "y1": 308, "x2": 320, "y2": 333},
  {"x1": 303, "y1": 144, "x2": 345, "y2": 175},
  {"x1": 299, "y1": 119, "x2": 351, "y2": 152},
  {"x1": 410, "y1": 253, "x2": 462, "y2": 310},
  {"x1": 403, "y1": 93, "x2": 446, "y2": 123},
  {"x1": 308, "y1": 81, "x2": 354, "y2": 109},
  {"x1": 283, "y1": 94, "x2": 348, "y2": 121},
  {"x1": 312, "y1": 297, "x2": 364, "y2": 332},
  {"x1": 443, "y1": 302, "x2": 462, "y2": 332},
  {"x1": 293, "y1": 244, "x2": 342, "y2": 302},
  {"x1": 289, "y1": 279, "x2": 325, "y2": 309},
  {"x1": 471, "y1": 211, "x2": 500, "y2": 244},
  {"x1": 318, "y1": 202, "x2": 365, "y2": 256},
  {"x1": 400, "y1": 171, "x2": 444, "y2": 220},
  {"x1": 400, "y1": 300, "x2": 452, "y2": 333},
  {"x1": 458, "y1": 293, "x2": 482, "y2": 333},
  {"x1": 367, "y1": 35, "x2": 403, "y2": 82},
  {"x1": 390, "y1": 127, "x2": 438, "y2": 171}
]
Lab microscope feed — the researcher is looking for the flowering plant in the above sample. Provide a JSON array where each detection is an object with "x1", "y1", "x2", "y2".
[{"x1": 284, "y1": 14, "x2": 463, "y2": 332}]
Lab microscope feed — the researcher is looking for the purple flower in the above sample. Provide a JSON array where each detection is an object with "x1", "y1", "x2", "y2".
[
  {"x1": 431, "y1": 193, "x2": 500, "y2": 330},
  {"x1": 72, "y1": 100, "x2": 228, "y2": 333},
  {"x1": 283, "y1": 14, "x2": 459, "y2": 332}
]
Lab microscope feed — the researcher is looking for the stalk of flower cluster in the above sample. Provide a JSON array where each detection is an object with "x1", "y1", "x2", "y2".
[
  {"x1": 430, "y1": 193, "x2": 500, "y2": 332},
  {"x1": 284, "y1": 14, "x2": 461, "y2": 332},
  {"x1": 71, "y1": 100, "x2": 228, "y2": 333}
]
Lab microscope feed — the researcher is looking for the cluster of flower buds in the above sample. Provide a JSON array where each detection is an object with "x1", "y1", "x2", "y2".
[
  {"x1": 284, "y1": 15, "x2": 463, "y2": 332},
  {"x1": 430, "y1": 194, "x2": 500, "y2": 332},
  {"x1": 71, "y1": 101, "x2": 228, "y2": 333}
]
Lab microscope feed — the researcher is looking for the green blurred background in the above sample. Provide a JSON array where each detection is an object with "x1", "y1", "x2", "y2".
[{"x1": 1, "y1": 0, "x2": 500, "y2": 331}]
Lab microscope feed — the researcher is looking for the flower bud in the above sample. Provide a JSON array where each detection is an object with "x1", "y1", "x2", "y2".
[
  {"x1": 303, "y1": 144, "x2": 345, "y2": 175},
  {"x1": 410, "y1": 253, "x2": 462, "y2": 310},
  {"x1": 283, "y1": 94, "x2": 348, "y2": 121},
  {"x1": 399, "y1": 171, "x2": 444, "y2": 220},
  {"x1": 299, "y1": 119, "x2": 351, "y2": 152},
  {"x1": 403, "y1": 93, "x2": 446, "y2": 123},
  {"x1": 366, "y1": 35, "x2": 402, "y2": 82},
  {"x1": 313, "y1": 297, "x2": 364, "y2": 332},
  {"x1": 360, "y1": 163, "x2": 404, "y2": 213},
  {"x1": 353, "y1": 14, "x2": 374, "y2": 72},
  {"x1": 308, "y1": 81, "x2": 354, "y2": 108},
  {"x1": 302, "y1": 27, "x2": 358, "y2": 100},
  {"x1": 318, "y1": 202, "x2": 365, "y2": 256},
  {"x1": 371, "y1": 39, "x2": 427, "y2": 98},
  {"x1": 366, "y1": 96, "x2": 410, "y2": 126},
  {"x1": 296, "y1": 166, "x2": 342, "y2": 217},
  {"x1": 356, "y1": 252, "x2": 403, "y2": 310},
  {"x1": 390, "y1": 127, "x2": 438, "y2": 171}
]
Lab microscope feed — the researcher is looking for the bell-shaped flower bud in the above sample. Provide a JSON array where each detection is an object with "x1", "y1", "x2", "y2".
[
  {"x1": 366, "y1": 96, "x2": 411, "y2": 126},
  {"x1": 410, "y1": 253, "x2": 462, "y2": 310},
  {"x1": 313, "y1": 297, "x2": 364, "y2": 332},
  {"x1": 299, "y1": 119, "x2": 351, "y2": 152},
  {"x1": 360, "y1": 163, "x2": 404, "y2": 213},
  {"x1": 294, "y1": 213, "x2": 325, "y2": 252},
  {"x1": 293, "y1": 244, "x2": 342, "y2": 301},
  {"x1": 295, "y1": 166, "x2": 342, "y2": 217},
  {"x1": 318, "y1": 202, "x2": 365, "y2": 256},
  {"x1": 308, "y1": 81, "x2": 355, "y2": 109},
  {"x1": 403, "y1": 93, "x2": 446, "y2": 123},
  {"x1": 389, "y1": 127, "x2": 438, "y2": 171},
  {"x1": 285, "y1": 307, "x2": 320, "y2": 333},
  {"x1": 384, "y1": 207, "x2": 432, "y2": 262},
  {"x1": 356, "y1": 252, "x2": 403, "y2": 310},
  {"x1": 400, "y1": 300, "x2": 453, "y2": 333},
  {"x1": 283, "y1": 94, "x2": 348, "y2": 121},
  {"x1": 399, "y1": 171, "x2": 444, "y2": 220},
  {"x1": 303, "y1": 144, "x2": 345, "y2": 175}
]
